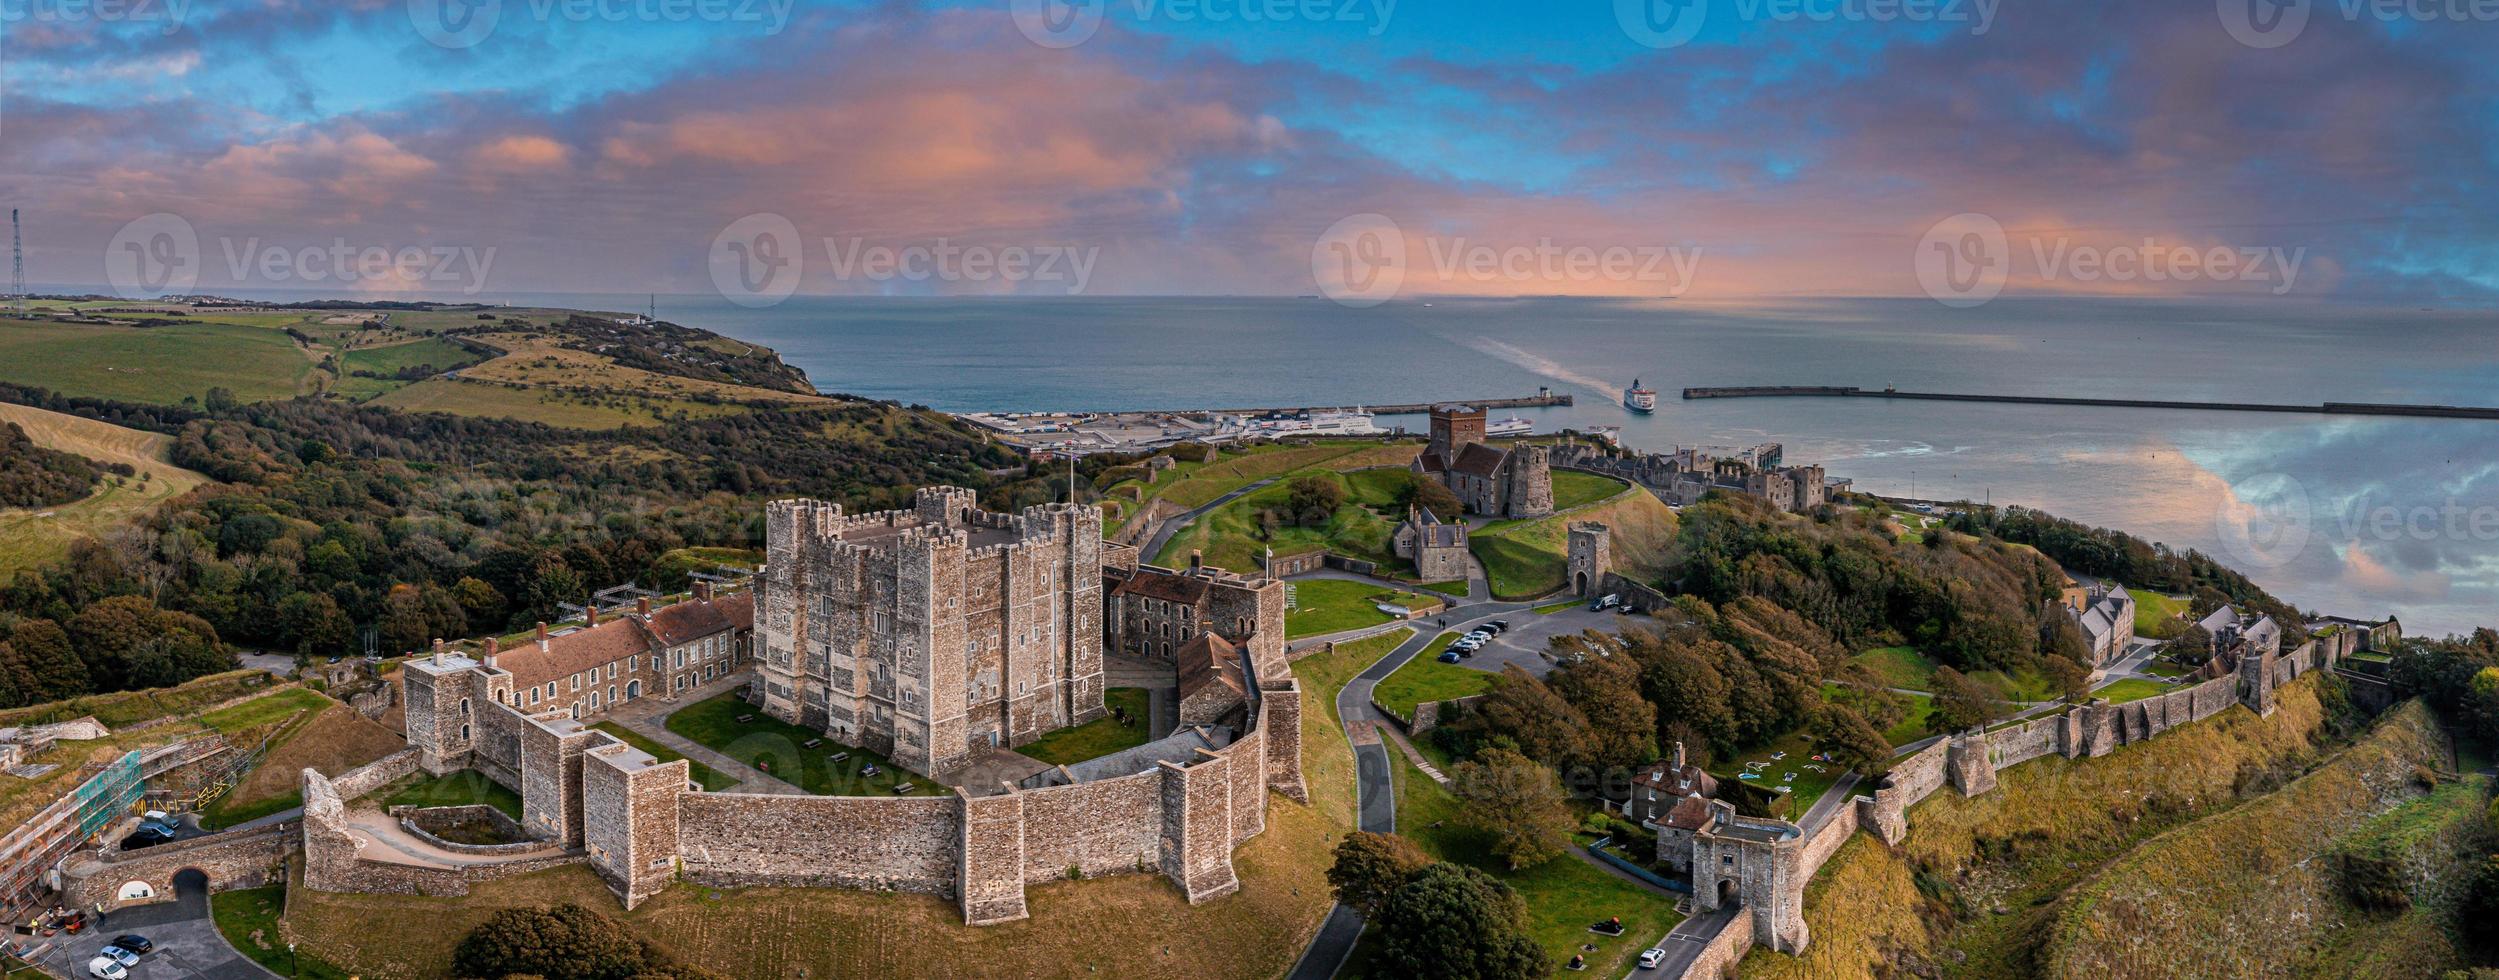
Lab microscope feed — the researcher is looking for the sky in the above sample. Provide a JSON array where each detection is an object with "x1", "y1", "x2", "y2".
[{"x1": 2, "y1": 0, "x2": 2496, "y2": 301}]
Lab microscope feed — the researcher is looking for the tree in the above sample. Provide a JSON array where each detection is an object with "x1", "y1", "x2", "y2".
[
  {"x1": 1450, "y1": 748, "x2": 1575, "y2": 870},
  {"x1": 1326, "y1": 831, "x2": 1433, "y2": 918},
  {"x1": 1545, "y1": 638, "x2": 1655, "y2": 774},
  {"x1": 1370, "y1": 864, "x2": 1543, "y2": 980},
  {"x1": 277, "y1": 592, "x2": 355, "y2": 658},
  {"x1": 2463, "y1": 855, "x2": 2499, "y2": 956},
  {"x1": 2042, "y1": 653, "x2": 2091, "y2": 703},
  {"x1": 452, "y1": 904, "x2": 666, "y2": 980},
  {"x1": 1399, "y1": 477, "x2": 1463, "y2": 521},
  {"x1": 6, "y1": 618, "x2": 88, "y2": 704},
  {"x1": 1928, "y1": 666, "x2": 2001, "y2": 735},
  {"x1": 1813, "y1": 703, "x2": 1893, "y2": 777},
  {"x1": 1462, "y1": 666, "x2": 1592, "y2": 767},
  {"x1": 1284, "y1": 476, "x2": 1345, "y2": 527}
]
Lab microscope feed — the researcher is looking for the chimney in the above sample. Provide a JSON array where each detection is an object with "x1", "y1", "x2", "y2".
[
  {"x1": 1189, "y1": 549, "x2": 1203, "y2": 574},
  {"x1": 587, "y1": 604, "x2": 599, "y2": 627},
  {"x1": 430, "y1": 647, "x2": 444, "y2": 667},
  {"x1": 694, "y1": 582, "x2": 712, "y2": 602},
  {"x1": 638, "y1": 597, "x2": 652, "y2": 619},
  {"x1": 484, "y1": 637, "x2": 500, "y2": 669},
  {"x1": 1673, "y1": 740, "x2": 1686, "y2": 773},
  {"x1": 537, "y1": 622, "x2": 550, "y2": 653}
]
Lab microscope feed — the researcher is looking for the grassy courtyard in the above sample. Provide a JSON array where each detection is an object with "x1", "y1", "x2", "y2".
[
  {"x1": 1283, "y1": 578, "x2": 1441, "y2": 639},
  {"x1": 1370, "y1": 633, "x2": 1497, "y2": 718},
  {"x1": 2096, "y1": 678, "x2": 2172, "y2": 704},
  {"x1": 589, "y1": 722, "x2": 739, "y2": 791},
  {"x1": 384, "y1": 769, "x2": 525, "y2": 820},
  {"x1": 664, "y1": 692, "x2": 939, "y2": 796},
  {"x1": 1709, "y1": 731, "x2": 1848, "y2": 821},
  {"x1": 1015, "y1": 688, "x2": 1153, "y2": 766}
]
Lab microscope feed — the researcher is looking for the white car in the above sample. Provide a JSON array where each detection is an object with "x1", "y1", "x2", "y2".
[
  {"x1": 1639, "y1": 947, "x2": 1667, "y2": 969},
  {"x1": 86, "y1": 956, "x2": 127, "y2": 980},
  {"x1": 99, "y1": 946, "x2": 141, "y2": 968}
]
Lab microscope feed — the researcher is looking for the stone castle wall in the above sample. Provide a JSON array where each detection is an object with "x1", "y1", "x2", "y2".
[
  {"x1": 678, "y1": 792, "x2": 961, "y2": 893},
  {"x1": 62, "y1": 823, "x2": 294, "y2": 908}
]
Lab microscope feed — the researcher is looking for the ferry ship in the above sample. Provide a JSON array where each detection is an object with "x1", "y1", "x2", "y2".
[
  {"x1": 1484, "y1": 416, "x2": 1534, "y2": 438},
  {"x1": 1623, "y1": 379, "x2": 1658, "y2": 414},
  {"x1": 1303, "y1": 409, "x2": 1384, "y2": 436}
]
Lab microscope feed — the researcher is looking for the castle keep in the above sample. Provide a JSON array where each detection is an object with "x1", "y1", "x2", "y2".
[{"x1": 753, "y1": 489, "x2": 1107, "y2": 777}]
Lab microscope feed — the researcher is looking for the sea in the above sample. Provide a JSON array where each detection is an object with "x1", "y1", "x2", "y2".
[{"x1": 259, "y1": 291, "x2": 2499, "y2": 637}]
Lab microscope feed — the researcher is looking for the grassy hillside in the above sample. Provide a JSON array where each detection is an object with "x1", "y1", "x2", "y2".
[
  {"x1": 1740, "y1": 674, "x2": 2362, "y2": 979},
  {"x1": 0, "y1": 402, "x2": 214, "y2": 576},
  {"x1": 1470, "y1": 482, "x2": 1672, "y2": 598},
  {"x1": 2043, "y1": 701, "x2": 2467, "y2": 978},
  {"x1": 0, "y1": 318, "x2": 315, "y2": 404}
]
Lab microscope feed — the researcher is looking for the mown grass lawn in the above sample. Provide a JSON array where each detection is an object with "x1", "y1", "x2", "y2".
[
  {"x1": 1016, "y1": 688, "x2": 1152, "y2": 766},
  {"x1": 1548, "y1": 469, "x2": 1626, "y2": 510},
  {"x1": 590, "y1": 722, "x2": 739, "y2": 791},
  {"x1": 1345, "y1": 751, "x2": 1680, "y2": 979},
  {"x1": 1283, "y1": 579, "x2": 1442, "y2": 639},
  {"x1": 385, "y1": 769, "x2": 525, "y2": 819},
  {"x1": 664, "y1": 692, "x2": 940, "y2": 796},
  {"x1": 2130, "y1": 589, "x2": 2191, "y2": 634},
  {"x1": 2096, "y1": 678, "x2": 2171, "y2": 704},
  {"x1": 1710, "y1": 731, "x2": 1846, "y2": 821},
  {"x1": 214, "y1": 883, "x2": 356, "y2": 980},
  {"x1": 1371, "y1": 634, "x2": 1496, "y2": 718}
]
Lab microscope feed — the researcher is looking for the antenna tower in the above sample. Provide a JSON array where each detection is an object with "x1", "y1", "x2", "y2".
[{"x1": 9, "y1": 210, "x2": 23, "y2": 313}]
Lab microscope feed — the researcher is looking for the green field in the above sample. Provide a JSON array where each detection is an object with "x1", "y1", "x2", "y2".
[
  {"x1": 199, "y1": 687, "x2": 334, "y2": 734},
  {"x1": 664, "y1": 692, "x2": 939, "y2": 796},
  {"x1": 1547, "y1": 469, "x2": 1625, "y2": 510},
  {"x1": 590, "y1": 721, "x2": 738, "y2": 791},
  {"x1": 1015, "y1": 688, "x2": 1153, "y2": 766},
  {"x1": 1371, "y1": 634, "x2": 1496, "y2": 718},
  {"x1": 384, "y1": 769, "x2": 525, "y2": 819},
  {"x1": 371, "y1": 377, "x2": 750, "y2": 428},
  {"x1": 1153, "y1": 467, "x2": 1407, "y2": 574},
  {"x1": 1349, "y1": 751, "x2": 1682, "y2": 978},
  {"x1": 332, "y1": 337, "x2": 488, "y2": 400},
  {"x1": 2129, "y1": 589, "x2": 2191, "y2": 634},
  {"x1": 1283, "y1": 579, "x2": 1441, "y2": 640},
  {"x1": 0, "y1": 319, "x2": 314, "y2": 404},
  {"x1": 1851, "y1": 646, "x2": 1938, "y2": 690},
  {"x1": 2096, "y1": 678, "x2": 2171, "y2": 704},
  {"x1": 1711, "y1": 731, "x2": 1847, "y2": 820},
  {"x1": 214, "y1": 884, "x2": 356, "y2": 980}
]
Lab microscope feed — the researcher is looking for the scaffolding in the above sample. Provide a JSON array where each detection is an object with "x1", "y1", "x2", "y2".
[{"x1": 0, "y1": 751, "x2": 144, "y2": 911}]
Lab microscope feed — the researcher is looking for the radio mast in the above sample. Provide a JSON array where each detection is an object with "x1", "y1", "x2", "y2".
[{"x1": 8, "y1": 210, "x2": 23, "y2": 313}]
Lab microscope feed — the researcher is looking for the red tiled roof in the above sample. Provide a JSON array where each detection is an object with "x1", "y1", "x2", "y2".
[
  {"x1": 498, "y1": 617, "x2": 654, "y2": 691},
  {"x1": 715, "y1": 592, "x2": 754, "y2": 631},
  {"x1": 1113, "y1": 568, "x2": 1212, "y2": 606},
  {"x1": 644, "y1": 598, "x2": 736, "y2": 647},
  {"x1": 1416, "y1": 451, "x2": 1448, "y2": 474},
  {"x1": 1177, "y1": 633, "x2": 1245, "y2": 702},
  {"x1": 1662, "y1": 793, "x2": 1711, "y2": 831},
  {"x1": 1453, "y1": 442, "x2": 1508, "y2": 479}
]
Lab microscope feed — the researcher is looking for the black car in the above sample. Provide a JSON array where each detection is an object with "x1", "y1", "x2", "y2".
[
  {"x1": 1484, "y1": 620, "x2": 1511, "y2": 633},
  {"x1": 109, "y1": 936, "x2": 152, "y2": 955}
]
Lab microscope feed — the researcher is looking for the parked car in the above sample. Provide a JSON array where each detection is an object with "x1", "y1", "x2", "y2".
[
  {"x1": 1437, "y1": 650, "x2": 1462, "y2": 664},
  {"x1": 109, "y1": 936, "x2": 152, "y2": 955},
  {"x1": 1589, "y1": 593, "x2": 1622, "y2": 612},
  {"x1": 85, "y1": 956, "x2": 126, "y2": 980},
  {"x1": 1450, "y1": 636, "x2": 1484, "y2": 651},
  {"x1": 97, "y1": 946, "x2": 140, "y2": 968},
  {"x1": 1640, "y1": 947, "x2": 1667, "y2": 969}
]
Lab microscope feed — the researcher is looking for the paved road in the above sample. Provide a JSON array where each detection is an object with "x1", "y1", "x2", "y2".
[
  {"x1": 29, "y1": 874, "x2": 278, "y2": 980},
  {"x1": 1635, "y1": 907, "x2": 1738, "y2": 979}
]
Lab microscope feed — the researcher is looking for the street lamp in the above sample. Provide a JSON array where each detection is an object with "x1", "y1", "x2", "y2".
[{"x1": 288, "y1": 942, "x2": 297, "y2": 977}]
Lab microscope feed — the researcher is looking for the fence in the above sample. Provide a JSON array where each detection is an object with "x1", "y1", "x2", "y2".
[{"x1": 1585, "y1": 835, "x2": 1688, "y2": 893}]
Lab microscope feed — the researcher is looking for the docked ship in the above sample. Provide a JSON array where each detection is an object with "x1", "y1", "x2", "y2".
[
  {"x1": 1303, "y1": 409, "x2": 1384, "y2": 436},
  {"x1": 1484, "y1": 416, "x2": 1534, "y2": 438},
  {"x1": 1622, "y1": 379, "x2": 1658, "y2": 414}
]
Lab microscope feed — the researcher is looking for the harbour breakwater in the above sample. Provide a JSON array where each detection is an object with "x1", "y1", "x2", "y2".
[{"x1": 1681, "y1": 386, "x2": 2499, "y2": 421}]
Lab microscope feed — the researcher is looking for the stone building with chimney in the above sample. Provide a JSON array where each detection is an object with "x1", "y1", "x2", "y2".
[{"x1": 1391, "y1": 504, "x2": 1470, "y2": 581}]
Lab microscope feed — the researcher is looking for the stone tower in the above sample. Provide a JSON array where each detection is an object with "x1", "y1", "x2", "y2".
[
  {"x1": 1566, "y1": 521, "x2": 1611, "y2": 597},
  {"x1": 2238, "y1": 642, "x2": 2278, "y2": 717},
  {"x1": 1503, "y1": 444, "x2": 1555, "y2": 517},
  {"x1": 1427, "y1": 404, "x2": 1486, "y2": 459}
]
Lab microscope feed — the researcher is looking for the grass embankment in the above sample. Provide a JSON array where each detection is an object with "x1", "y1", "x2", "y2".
[
  {"x1": 1015, "y1": 688, "x2": 1153, "y2": 766},
  {"x1": 213, "y1": 883, "x2": 355, "y2": 979},
  {"x1": 1738, "y1": 674, "x2": 2353, "y2": 979},
  {"x1": 1152, "y1": 462, "x2": 1415, "y2": 573},
  {"x1": 286, "y1": 628, "x2": 1368, "y2": 980},
  {"x1": 664, "y1": 692, "x2": 939, "y2": 796},
  {"x1": 1103, "y1": 442, "x2": 1396, "y2": 535},
  {"x1": 1284, "y1": 579, "x2": 1440, "y2": 640},
  {"x1": 2093, "y1": 678, "x2": 2170, "y2": 704},
  {"x1": 589, "y1": 722, "x2": 738, "y2": 791},
  {"x1": 204, "y1": 698, "x2": 406, "y2": 828},
  {"x1": 1370, "y1": 633, "x2": 1494, "y2": 718},
  {"x1": 0, "y1": 401, "x2": 216, "y2": 577},
  {"x1": 1343, "y1": 750, "x2": 1681, "y2": 978},
  {"x1": 2042, "y1": 701, "x2": 2465, "y2": 978},
  {"x1": 1470, "y1": 480, "x2": 1672, "y2": 599},
  {"x1": 2128, "y1": 589, "x2": 2190, "y2": 635},
  {"x1": 382, "y1": 770, "x2": 524, "y2": 820},
  {"x1": 0, "y1": 669, "x2": 273, "y2": 728}
]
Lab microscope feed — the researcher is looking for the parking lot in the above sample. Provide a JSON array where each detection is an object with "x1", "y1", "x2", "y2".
[
  {"x1": 27, "y1": 871, "x2": 275, "y2": 980},
  {"x1": 1430, "y1": 604, "x2": 1646, "y2": 679}
]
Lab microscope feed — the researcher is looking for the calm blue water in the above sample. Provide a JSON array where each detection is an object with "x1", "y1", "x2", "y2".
[{"x1": 268, "y1": 291, "x2": 2499, "y2": 636}]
